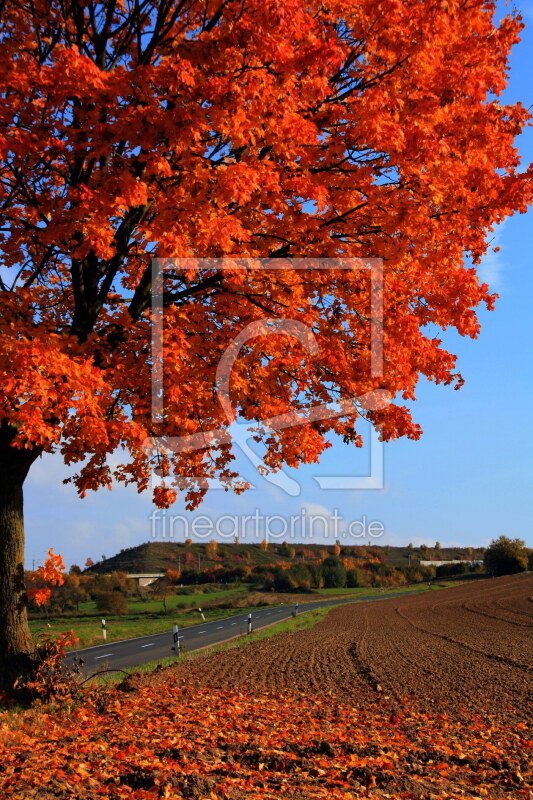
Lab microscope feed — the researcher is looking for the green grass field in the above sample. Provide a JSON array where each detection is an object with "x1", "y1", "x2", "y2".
[
  {"x1": 315, "y1": 582, "x2": 454, "y2": 597},
  {"x1": 29, "y1": 582, "x2": 458, "y2": 650},
  {"x1": 50, "y1": 586, "x2": 249, "y2": 617}
]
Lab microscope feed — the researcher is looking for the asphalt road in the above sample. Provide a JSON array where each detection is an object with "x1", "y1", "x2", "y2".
[{"x1": 64, "y1": 591, "x2": 420, "y2": 676}]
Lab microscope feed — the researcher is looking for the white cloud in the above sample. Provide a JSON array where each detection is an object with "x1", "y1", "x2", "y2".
[{"x1": 300, "y1": 501, "x2": 334, "y2": 518}]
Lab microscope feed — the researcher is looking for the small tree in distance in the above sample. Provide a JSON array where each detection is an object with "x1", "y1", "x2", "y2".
[
  {"x1": 483, "y1": 536, "x2": 528, "y2": 577},
  {"x1": 205, "y1": 540, "x2": 219, "y2": 560}
]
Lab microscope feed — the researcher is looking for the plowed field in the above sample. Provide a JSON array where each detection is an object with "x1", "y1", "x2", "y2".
[{"x1": 157, "y1": 573, "x2": 533, "y2": 724}]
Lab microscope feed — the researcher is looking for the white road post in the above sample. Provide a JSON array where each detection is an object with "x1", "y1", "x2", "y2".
[
  {"x1": 247, "y1": 613, "x2": 252, "y2": 635},
  {"x1": 198, "y1": 607, "x2": 206, "y2": 621},
  {"x1": 172, "y1": 624, "x2": 180, "y2": 657},
  {"x1": 101, "y1": 619, "x2": 107, "y2": 641}
]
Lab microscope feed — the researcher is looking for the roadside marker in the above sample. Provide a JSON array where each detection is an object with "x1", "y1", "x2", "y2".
[
  {"x1": 172, "y1": 624, "x2": 180, "y2": 657},
  {"x1": 101, "y1": 619, "x2": 107, "y2": 641}
]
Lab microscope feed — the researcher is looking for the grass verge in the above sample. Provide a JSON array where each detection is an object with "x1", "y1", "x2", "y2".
[{"x1": 316, "y1": 581, "x2": 462, "y2": 597}]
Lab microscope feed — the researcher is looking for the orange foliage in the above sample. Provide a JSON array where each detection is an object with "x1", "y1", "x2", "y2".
[
  {"x1": 27, "y1": 549, "x2": 65, "y2": 607},
  {"x1": 205, "y1": 540, "x2": 219, "y2": 560},
  {"x1": 0, "y1": 0, "x2": 530, "y2": 513},
  {"x1": 0, "y1": 681, "x2": 530, "y2": 798},
  {"x1": 164, "y1": 568, "x2": 181, "y2": 585}
]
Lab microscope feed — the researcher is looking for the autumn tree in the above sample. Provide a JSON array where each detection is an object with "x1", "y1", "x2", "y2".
[
  {"x1": 0, "y1": 0, "x2": 531, "y2": 689},
  {"x1": 205, "y1": 540, "x2": 219, "y2": 560},
  {"x1": 165, "y1": 568, "x2": 181, "y2": 585},
  {"x1": 483, "y1": 536, "x2": 528, "y2": 577}
]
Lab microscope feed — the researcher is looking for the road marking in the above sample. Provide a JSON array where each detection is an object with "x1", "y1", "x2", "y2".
[
  {"x1": 141, "y1": 643, "x2": 155, "y2": 648},
  {"x1": 231, "y1": 622, "x2": 237, "y2": 626},
  {"x1": 198, "y1": 630, "x2": 207, "y2": 634},
  {"x1": 216, "y1": 626, "x2": 224, "y2": 629},
  {"x1": 94, "y1": 653, "x2": 113, "y2": 659}
]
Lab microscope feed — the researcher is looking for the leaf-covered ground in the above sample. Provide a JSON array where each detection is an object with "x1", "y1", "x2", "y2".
[
  {"x1": 1, "y1": 681, "x2": 531, "y2": 799},
  {"x1": 1, "y1": 575, "x2": 531, "y2": 799}
]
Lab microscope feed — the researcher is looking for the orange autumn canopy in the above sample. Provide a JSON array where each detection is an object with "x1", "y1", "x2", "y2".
[{"x1": 0, "y1": 0, "x2": 531, "y2": 508}]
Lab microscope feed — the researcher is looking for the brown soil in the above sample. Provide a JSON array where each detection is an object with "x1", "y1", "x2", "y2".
[{"x1": 133, "y1": 573, "x2": 533, "y2": 725}]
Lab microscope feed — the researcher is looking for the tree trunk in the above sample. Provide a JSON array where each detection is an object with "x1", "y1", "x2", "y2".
[{"x1": 0, "y1": 422, "x2": 41, "y2": 691}]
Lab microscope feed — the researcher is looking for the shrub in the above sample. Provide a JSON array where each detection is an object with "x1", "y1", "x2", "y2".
[
  {"x1": 483, "y1": 536, "x2": 528, "y2": 577},
  {"x1": 96, "y1": 591, "x2": 128, "y2": 615},
  {"x1": 322, "y1": 557, "x2": 347, "y2": 588},
  {"x1": 346, "y1": 567, "x2": 363, "y2": 587}
]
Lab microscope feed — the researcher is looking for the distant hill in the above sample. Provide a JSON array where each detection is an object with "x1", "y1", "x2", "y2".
[{"x1": 86, "y1": 541, "x2": 486, "y2": 575}]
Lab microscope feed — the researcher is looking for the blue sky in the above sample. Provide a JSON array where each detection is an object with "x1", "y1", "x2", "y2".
[{"x1": 24, "y1": 2, "x2": 533, "y2": 568}]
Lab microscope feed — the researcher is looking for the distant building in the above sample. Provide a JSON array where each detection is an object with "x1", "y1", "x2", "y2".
[
  {"x1": 419, "y1": 560, "x2": 483, "y2": 568},
  {"x1": 126, "y1": 573, "x2": 165, "y2": 587}
]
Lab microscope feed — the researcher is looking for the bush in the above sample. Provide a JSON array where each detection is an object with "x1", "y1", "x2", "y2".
[
  {"x1": 322, "y1": 557, "x2": 347, "y2": 588},
  {"x1": 436, "y1": 562, "x2": 469, "y2": 578},
  {"x1": 96, "y1": 591, "x2": 128, "y2": 615},
  {"x1": 483, "y1": 536, "x2": 528, "y2": 577},
  {"x1": 346, "y1": 567, "x2": 363, "y2": 587}
]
